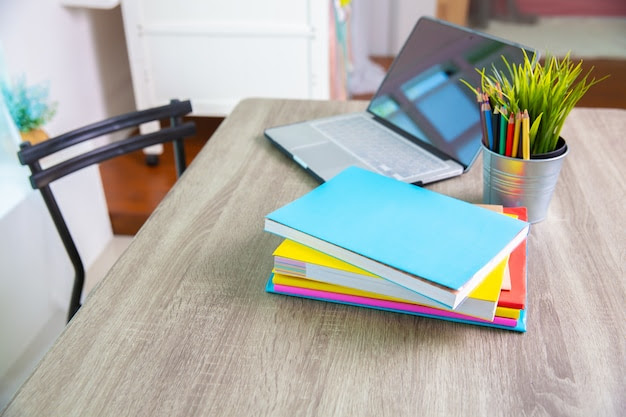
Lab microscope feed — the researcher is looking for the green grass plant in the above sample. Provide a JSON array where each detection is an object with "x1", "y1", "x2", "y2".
[{"x1": 463, "y1": 51, "x2": 607, "y2": 155}]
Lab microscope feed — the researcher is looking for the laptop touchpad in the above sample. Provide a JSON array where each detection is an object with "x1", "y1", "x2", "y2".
[{"x1": 295, "y1": 141, "x2": 369, "y2": 180}]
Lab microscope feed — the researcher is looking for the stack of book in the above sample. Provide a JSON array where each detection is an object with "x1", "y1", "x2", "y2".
[{"x1": 264, "y1": 166, "x2": 530, "y2": 332}]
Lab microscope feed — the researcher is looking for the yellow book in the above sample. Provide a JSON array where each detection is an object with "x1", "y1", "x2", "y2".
[
  {"x1": 475, "y1": 204, "x2": 511, "y2": 290},
  {"x1": 496, "y1": 306, "x2": 521, "y2": 320},
  {"x1": 273, "y1": 239, "x2": 507, "y2": 321}
]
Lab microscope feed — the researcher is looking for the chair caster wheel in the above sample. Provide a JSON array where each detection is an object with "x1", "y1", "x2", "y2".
[{"x1": 145, "y1": 154, "x2": 159, "y2": 166}]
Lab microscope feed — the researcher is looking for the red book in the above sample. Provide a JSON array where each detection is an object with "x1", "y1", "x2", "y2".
[{"x1": 498, "y1": 207, "x2": 527, "y2": 309}]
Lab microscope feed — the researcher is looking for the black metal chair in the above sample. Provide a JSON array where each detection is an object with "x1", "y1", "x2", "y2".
[{"x1": 17, "y1": 99, "x2": 196, "y2": 323}]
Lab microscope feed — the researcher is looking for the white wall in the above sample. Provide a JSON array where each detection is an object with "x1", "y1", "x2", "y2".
[{"x1": 0, "y1": 0, "x2": 134, "y2": 408}]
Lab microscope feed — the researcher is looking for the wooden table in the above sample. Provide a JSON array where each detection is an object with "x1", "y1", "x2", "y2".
[{"x1": 3, "y1": 99, "x2": 625, "y2": 416}]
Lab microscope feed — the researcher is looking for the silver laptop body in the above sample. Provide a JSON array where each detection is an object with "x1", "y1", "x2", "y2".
[{"x1": 265, "y1": 17, "x2": 534, "y2": 185}]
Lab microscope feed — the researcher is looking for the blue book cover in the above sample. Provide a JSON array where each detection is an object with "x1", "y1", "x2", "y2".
[{"x1": 265, "y1": 166, "x2": 529, "y2": 308}]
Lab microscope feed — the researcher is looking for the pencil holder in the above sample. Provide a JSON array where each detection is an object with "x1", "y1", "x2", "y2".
[{"x1": 482, "y1": 138, "x2": 568, "y2": 223}]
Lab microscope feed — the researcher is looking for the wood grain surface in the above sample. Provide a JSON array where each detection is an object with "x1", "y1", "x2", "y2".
[{"x1": 3, "y1": 99, "x2": 625, "y2": 417}]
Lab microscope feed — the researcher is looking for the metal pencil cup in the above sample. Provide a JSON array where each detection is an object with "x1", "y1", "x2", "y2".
[{"x1": 482, "y1": 143, "x2": 569, "y2": 223}]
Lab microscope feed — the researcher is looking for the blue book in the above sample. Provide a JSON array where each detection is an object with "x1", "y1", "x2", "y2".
[{"x1": 265, "y1": 166, "x2": 529, "y2": 309}]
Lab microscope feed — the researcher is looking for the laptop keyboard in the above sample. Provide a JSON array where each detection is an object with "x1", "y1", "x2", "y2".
[{"x1": 311, "y1": 115, "x2": 448, "y2": 180}]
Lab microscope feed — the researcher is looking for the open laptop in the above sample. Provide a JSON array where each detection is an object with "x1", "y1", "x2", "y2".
[{"x1": 265, "y1": 17, "x2": 535, "y2": 185}]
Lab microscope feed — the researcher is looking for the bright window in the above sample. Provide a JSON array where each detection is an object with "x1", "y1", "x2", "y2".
[{"x1": 0, "y1": 95, "x2": 31, "y2": 218}]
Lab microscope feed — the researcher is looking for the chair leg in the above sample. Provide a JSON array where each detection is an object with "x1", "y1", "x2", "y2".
[
  {"x1": 39, "y1": 185, "x2": 85, "y2": 323},
  {"x1": 170, "y1": 104, "x2": 187, "y2": 177},
  {"x1": 67, "y1": 272, "x2": 84, "y2": 321},
  {"x1": 173, "y1": 139, "x2": 186, "y2": 177}
]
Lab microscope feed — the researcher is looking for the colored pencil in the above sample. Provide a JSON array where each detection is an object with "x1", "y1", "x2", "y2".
[
  {"x1": 476, "y1": 91, "x2": 489, "y2": 148},
  {"x1": 505, "y1": 114, "x2": 514, "y2": 156},
  {"x1": 512, "y1": 111, "x2": 521, "y2": 158},
  {"x1": 499, "y1": 107, "x2": 508, "y2": 155},
  {"x1": 492, "y1": 106, "x2": 501, "y2": 154},
  {"x1": 483, "y1": 95, "x2": 494, "y2": 150},
  {"x1": 522, "y1": 110, "x2": 530, "y2": 160}
]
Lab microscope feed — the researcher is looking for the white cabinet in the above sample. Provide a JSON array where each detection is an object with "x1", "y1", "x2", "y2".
[{"x1": 120, "y1": 0, "x2": 334, "y2": 116}]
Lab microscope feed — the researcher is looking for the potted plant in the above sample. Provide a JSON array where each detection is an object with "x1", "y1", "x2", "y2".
[
  {"x1": 464, "y1": 51, "x2": 607, "y2": 157},
  {"x1": 1, "y1": 75, "x2": 57, "y2": 145},
  {"x1": 462, "y1": 52, "x2": 607, "y2": 222}
]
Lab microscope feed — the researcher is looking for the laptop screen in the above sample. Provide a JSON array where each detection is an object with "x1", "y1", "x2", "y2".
[{"x1": 368, "y1": 17, "x2": 534, "y2": 168}]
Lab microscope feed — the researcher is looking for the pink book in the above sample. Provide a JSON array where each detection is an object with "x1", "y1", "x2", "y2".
[{"x1": 273, "y1": 282, "x2": 518, "y2": 328}]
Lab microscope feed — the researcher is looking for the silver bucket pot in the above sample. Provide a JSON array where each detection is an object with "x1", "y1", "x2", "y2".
[{"x1": 482, "y1": 140, "x2": 568, "y2": 223}]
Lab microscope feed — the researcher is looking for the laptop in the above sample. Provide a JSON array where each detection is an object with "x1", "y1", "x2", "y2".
[{"x1": 265, "y1": 17, "x2": 535, "y2": 185}]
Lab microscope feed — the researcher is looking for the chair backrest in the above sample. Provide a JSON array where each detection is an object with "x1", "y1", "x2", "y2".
[{"x1": 17, "y1": 99, "x2": 196, "y2": 322}]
